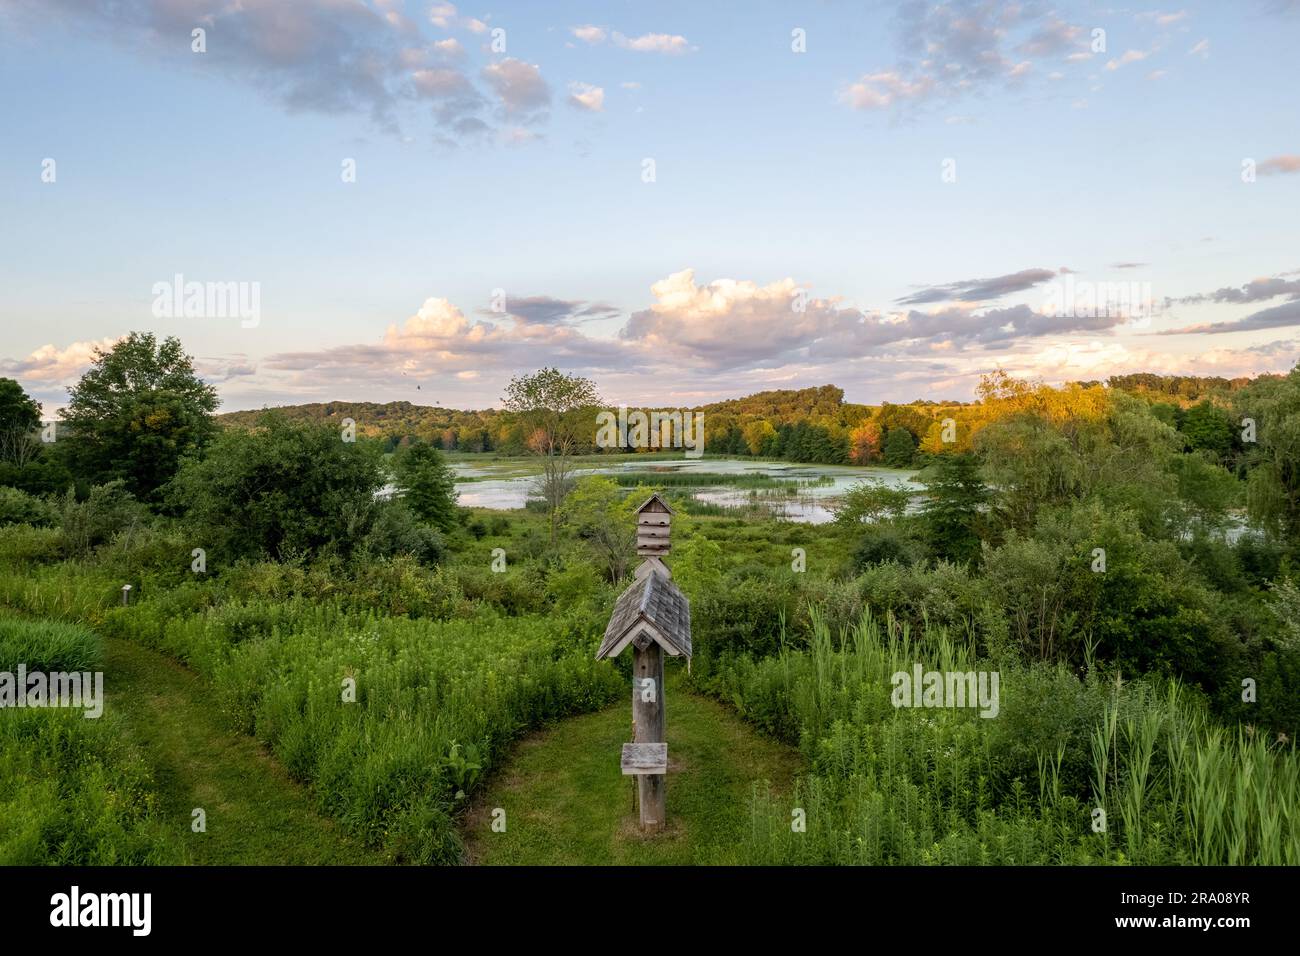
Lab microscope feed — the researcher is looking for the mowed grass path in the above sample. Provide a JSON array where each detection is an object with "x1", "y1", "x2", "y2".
[
  {"x1": 103, "y1": 635, "x2": 382, "y2": 865},
  {"x1": 462, "y1": 668, "x2": 803, "y2": 865}
]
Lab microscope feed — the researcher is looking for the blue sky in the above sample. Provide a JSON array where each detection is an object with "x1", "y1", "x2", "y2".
[{"x1": 2, "y1": 0, "x2": 1298, "y2": 414}]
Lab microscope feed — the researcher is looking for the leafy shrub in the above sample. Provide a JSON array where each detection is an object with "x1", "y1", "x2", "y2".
[
  {"x1": 854, "y1": 559, "x2": 990, "y2": 643},
  {"x1": 168, "y1": 414, "x2": 386, "y2": 562},
  {"x1": 0, "y1": 487, "x2": 56, "y2": 527},
  {"x1": 793, "y1": 576, "x2": 864, "y2": 641},
  {"x1": 0, "y1": 524, "x2": 63, "y2": 565},
  {"x1": 349, "y1": 559, "x2": 464, "y2": 619},
  {"x1": 58, "y1": 481, "x2": 143, "y2": 557},
  {"x1": 95, "y1": 522, "x2": 196, "y2": 589},
  {"x1": 453, "y1": 564, "x2": 545, "y2": 615},
  {"x1": 982, "y1": 500, "x2": 1241, "y2": 688},
  {"x1": 853, "y1": 522, "x2": 926, "y2": 570},
  {"x1": 1181, "y1": 533, "x2": 1248, "y2": 594},
  {"x1": 1235, "y1": 532, "x2": 1286, "y2": 586},
  {"x1": 361, "y1": 499, "x2": 446, "y2": 566},
  {"x1": 691, "y1": 567, "x2": 800, "y2": 674},
  {"x1": 832, "y1": 480, "x2": 911, "y2": 526}
]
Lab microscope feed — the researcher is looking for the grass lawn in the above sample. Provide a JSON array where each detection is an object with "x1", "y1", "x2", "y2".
[{"x1": 461, "y1": 667, "x2": 804, "y2": 865}]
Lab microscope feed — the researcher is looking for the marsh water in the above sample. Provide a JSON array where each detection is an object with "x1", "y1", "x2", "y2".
[{"x1": 449, "y1": 457, "x2": 922, "y2": 524}]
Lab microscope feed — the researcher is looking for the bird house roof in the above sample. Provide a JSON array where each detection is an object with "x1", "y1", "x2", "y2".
[
  {"x1": 597, "y1": 566, "x2": 691, "y2": 660},
  {"x1": 633, "y1": 492, "x2": 674, "y2": 515}
]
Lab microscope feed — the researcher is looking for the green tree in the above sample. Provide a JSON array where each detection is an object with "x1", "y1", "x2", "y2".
[
  {"x1": 881, "y1": 426, "x2": 917, "y2": 468},
  {"x1": 1180, "y1": 400, "x2": 1233, "y2": 462},
  {"x1": 919, "y1": 453, "x2": 988, "y2": 564},
  {"x1": 982, "y1": 498, "x2": 1231, "y2": 681},
  {"x1": 672, "y1": 532, "x2": 723, "y2": 600},
  {"x1": 393, "y1": 442, "x2": 458, "y2": 532},
  {"x1": 0, "y1": 377, "x2": 71, "y2": 494},
  {"x1": 1149, "y1": 401, "x2": 1181, "y2": 428},
  {"x1": 502, "y1": 368, "x2": 602, "y2": 543},
  {"x1": 1239, "y1": 366, "x2": 1300, "y2": 545},
  {"x1": 1172, "y1": 451, "x2": 1241, "y2": 534},
  {"x1": 168, "y1": 413, "x2": 385, "y2": 562},
  {"x1": 742, "y1": 419, "x2": 776, "y2": 456},
  {"x1": 0, "y1": 378, "x2": 41, "y2": 466},
  {"x1": 559, "y1": 476, "x2": 635, "y2": 581},
  {"x1": 832, "y1": 479, "x2": 912, "y2": 526},
  {"x1": 60, "y1": 334, "x2": 218, "y2": 502}
]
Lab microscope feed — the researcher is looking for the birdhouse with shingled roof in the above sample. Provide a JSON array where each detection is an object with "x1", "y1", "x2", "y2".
[
  {"x1": 595, "y1": 491, "x2": 693, "y2": 831},
  {"x1": 596, "y1": 563, "x2": 692, "y2": 661}
]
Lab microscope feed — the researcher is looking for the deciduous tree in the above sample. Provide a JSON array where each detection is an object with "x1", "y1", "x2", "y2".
[
  {"x1": 503, "y1": 368, "x2": 602, "y2": 543},
  {"x1": 60, "y1": 334, "x2": 218, "y2": 502}
]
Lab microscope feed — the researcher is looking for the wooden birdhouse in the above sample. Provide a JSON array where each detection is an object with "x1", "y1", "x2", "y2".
[
  {"x1": 635, "y1": 493, "x2": 673, "y2": 559},
  {"x1": 596, "y1": 566, "x2": 692, "y2": 661},
  {"x1": 596, "y1": 493, "x2": 692, "y2": 831}
]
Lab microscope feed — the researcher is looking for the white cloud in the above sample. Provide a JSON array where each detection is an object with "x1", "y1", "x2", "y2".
[
  {"x1": 612, "y1": 32, "x2": 691, "y2": 55},
  {"x1": 840, "y1": 71, "x2": 935, "y2": 109},
  {"x1": 0, "y1": 337, "x2": 121, "y2": 383},
  {"x1": 235, "y1": 262, "x2": 1300, "y2": 410},
  {"x1": 1010, "y1": 339, "x2": 1293, "y2": 382},
  {"x1": 1106, "y1": 49, "x2": 1149, "y2": 70},
  {"x1": 1259, "y1": 155, "x2": 1300, "y2": 176},
  {"x1": 428, "y1": 2, "x2": 457, "y2": 29},
  {"x1": 567, "y1": 82, "x2": 604, "y2": 112},
  {"x1": 481, "y1": 58, "x2": 550, "y2": 117},
  {"x1": 571, "y1": 24, "x2": 607, "y2": 44},
  {"x1": 1188, "y1": 38, "x2": 1210, "y2": 57}
]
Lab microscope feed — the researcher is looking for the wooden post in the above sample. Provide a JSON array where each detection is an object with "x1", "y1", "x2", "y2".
[
  {"x1": 600, "y1": 493, "x2": 689, "y2": 834},
  {"x1": 632, "y1": 640, "x2": 665, "y2": 830}
]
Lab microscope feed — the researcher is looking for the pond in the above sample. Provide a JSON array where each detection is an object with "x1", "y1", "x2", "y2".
[{"x1": 448, "y1": 457, "x2": 922, "y2": 524}]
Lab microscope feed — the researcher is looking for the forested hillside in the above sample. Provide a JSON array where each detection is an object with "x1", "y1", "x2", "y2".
[{"x1": 214, "y1": 372, "x2": 1285, "y2": 470}]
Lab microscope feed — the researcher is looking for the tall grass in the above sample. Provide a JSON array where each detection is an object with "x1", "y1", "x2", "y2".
[
  {"x1": 0, "y1": 563, "x2": 119, "y2": 624},
  {"x1": 0, "y1": 608, "x2": 180, "y2": 865},
  {"x1": 95, "y1": 595, "x2": 624, "y2": 863},
  {"x1": 711, "y1": 611, "x2": 1299, "y2": 865},
  {"x1": 0, "y1": 708, "x2": 184, "y2": 865},
  {"x1": 0, "y1": 615, "x2": 101, "y2": 671}
]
